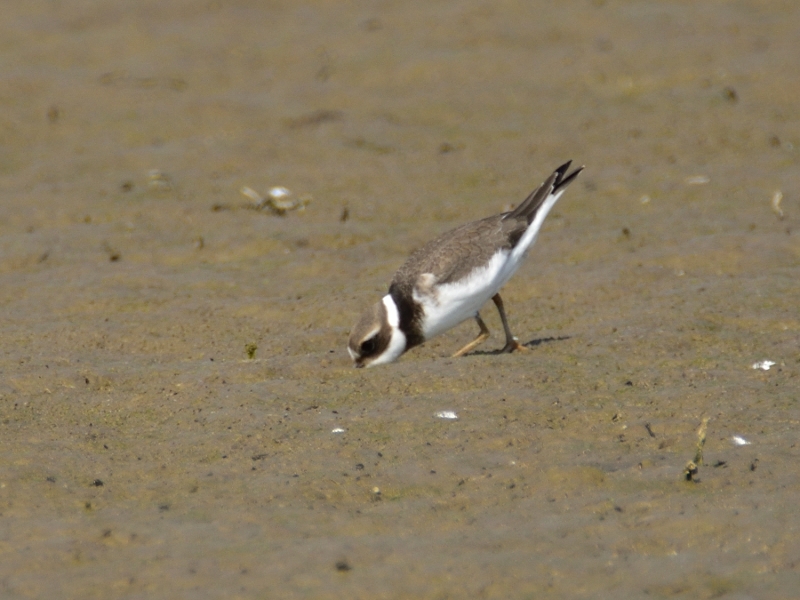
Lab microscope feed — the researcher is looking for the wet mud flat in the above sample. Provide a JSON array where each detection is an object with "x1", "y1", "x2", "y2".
[{"x1": 1, "y1": 1, "x2": 799, "y2": 598}]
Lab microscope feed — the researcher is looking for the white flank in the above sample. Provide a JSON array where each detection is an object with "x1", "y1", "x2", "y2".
[
  {"x1": 415, "y1": 188, "x2": 564, "y2": 341},
  {"x1": 365, "y1": 295, "x2": 407, "y2": 367},
  {"x1": 416, "y1": 250, "x2": 510, "y2": 339}
]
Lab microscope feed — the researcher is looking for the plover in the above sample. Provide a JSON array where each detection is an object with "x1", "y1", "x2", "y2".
[{"x1": 348, "y1": 161, "x2": 583, "y2": 367}]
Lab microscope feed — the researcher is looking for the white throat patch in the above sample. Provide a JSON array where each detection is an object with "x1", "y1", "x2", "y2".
[
  {"x1": 382, "y1": 294, "x2": 400, "y2": 328},
  {"x1": 366, "y1": 295, "x2": 406, "y2": 367}
]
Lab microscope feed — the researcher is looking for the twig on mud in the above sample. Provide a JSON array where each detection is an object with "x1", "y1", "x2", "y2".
[{"x1": 684, "y1": 417, "x2": 709, "y2": 482}]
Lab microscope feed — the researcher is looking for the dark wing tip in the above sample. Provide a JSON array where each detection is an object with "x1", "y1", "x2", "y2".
[
  {"x1": 553, "y1": 162, "x2": 584, "y2": 192},
  {"x1": 554, "y1": 160, "x2": 573, "y2": 182},
  {"x1": 505, "y1": 161, "x2": 584, "y2": 222}
]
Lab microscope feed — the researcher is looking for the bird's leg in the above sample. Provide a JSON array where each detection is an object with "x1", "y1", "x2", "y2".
[
  {"x1": 451, "y1": 312, "x2": 491, "y2": 357},
  {"x1": 492, "y1": 293, "x2": 528, "y2": 353}
]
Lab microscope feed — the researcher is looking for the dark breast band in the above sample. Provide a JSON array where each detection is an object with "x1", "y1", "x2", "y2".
[{"x1": 388, "y1": 283, "x2": 426, "y2": 350}]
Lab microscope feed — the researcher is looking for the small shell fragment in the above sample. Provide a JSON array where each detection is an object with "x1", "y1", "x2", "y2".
[
  {"x1": 148, "y1": 170, "x2": 173, "y2": 190},
  {"x1": 268, "y1": 186, "x2": 291, "y2": 201},
  {"x1": 751, "y1": 360, "x2": 776, "y2": 371},
  {"x1": 331, "y1": 427, "x2": 346, "y2": 434},
  {"x1": 731, "y1": 435, "x2": 751, "y2": 446},
  {"x1": 685, "y1": 175, "x2": 710, "y2": 185},
  {"x1": 239, "y1": 185, "x2": 312, "y2": 215},
  {"x1": 268, "y1": 187, "x2": 312, "y2": 215},
  {"x1": 435, "y1": 411, "x2": 458, "y2": 420},
  {"x1": 240, "y1": 186, "x2": 265, "y2": 207},
  {"x1": 771, "y1": 190, "x2": 784, "y2": 220}
]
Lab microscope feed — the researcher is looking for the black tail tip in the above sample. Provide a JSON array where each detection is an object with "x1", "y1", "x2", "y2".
[{"x1": 554, "y1": 161, "x2": 584, "y2": 190}]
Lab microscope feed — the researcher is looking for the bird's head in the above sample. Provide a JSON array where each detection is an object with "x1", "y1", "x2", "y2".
[{"x1": 347, "y1": 295, "x2": 407, "y2": 367}]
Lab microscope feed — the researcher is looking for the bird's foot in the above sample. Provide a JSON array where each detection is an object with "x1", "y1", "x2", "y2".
[{"x1": 500, "y1": 338, "x2": 529, "y2": 354}]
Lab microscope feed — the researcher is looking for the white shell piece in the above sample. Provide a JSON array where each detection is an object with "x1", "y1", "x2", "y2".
[
  {"x1": 751, "y1": 360, "x2": 776, "y2": 371},
  {"x1": 268, "y1": 186, "x2": 291, "y2": 199}
]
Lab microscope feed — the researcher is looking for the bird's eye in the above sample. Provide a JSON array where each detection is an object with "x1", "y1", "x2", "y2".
[{"x1": 360, "y1": 338, "x2": 377, "y2": 355}]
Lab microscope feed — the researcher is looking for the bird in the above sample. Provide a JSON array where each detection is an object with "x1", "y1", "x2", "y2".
[{"x1": 347, "y1": 161, "x2": 583, "y2": 367}]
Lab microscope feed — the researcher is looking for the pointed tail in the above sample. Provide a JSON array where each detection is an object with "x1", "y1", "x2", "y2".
[{"x1": 506, "y1": 161, "x2": 584, "y2": 224}]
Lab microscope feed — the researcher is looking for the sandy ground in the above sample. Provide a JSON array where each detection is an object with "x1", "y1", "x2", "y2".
[{"x1": 1, "y1": 1, "x2": 799, "y2": 598}]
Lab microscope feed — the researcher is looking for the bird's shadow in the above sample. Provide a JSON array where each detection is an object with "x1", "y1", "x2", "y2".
[{"x1": 466, "y1": 335, "x2": 571, "y2": 356}]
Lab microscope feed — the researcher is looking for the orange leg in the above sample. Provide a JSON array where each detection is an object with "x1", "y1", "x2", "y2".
[{"x1": 451, "y1": 312, "x2": 491, "y2": 357}]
